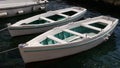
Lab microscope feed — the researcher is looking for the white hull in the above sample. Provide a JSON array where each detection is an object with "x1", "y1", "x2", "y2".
[
  {"x1": 19, "y1": 16, "x2": 118, "y2": 63},
  {"x1": 8, "y1": 7, "x2": 86, "y2": 36},
  {"x1": 0, "y1": 0, "x2": 48, "y2": 18},
  {"x1": 19, "y1": 28, "x2": 113, "y2": 63}
]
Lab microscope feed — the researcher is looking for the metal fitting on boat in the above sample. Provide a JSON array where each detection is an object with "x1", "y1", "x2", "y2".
[
  {"x1": 18, "y1": 10, "x2": 24, "y2": 14},
  {"x1": 107, "y1": 34, "x2": 111, "y2": 37},
  {"x1": 69, "y1": 22, "x2": 74, "y2": 25},
  {"x1": 40, "y1": 0, "x2": 49, "y2": 3},
  {"x1": 78, "y1": 7, "x2": 85, "y2": 10},
  {"x1": 104, "y1": 37, "x2": 109, "y2": 41},
  {"x1": 85, "y1": 34, "x2": 88, "y2": 38},
  {"x1": 35, "y1": 0, "x2": 48, "y2": 4},
  {"x1": 19, "y1": 44, "x2": 28, "y2": 48},
  {"x1": 104, "y1": 34, "x2": 110, "y2": 41},
  {"x1": 7, "y1": 23, "x2": 11, "y2": 26},
  {"x1": 19, "y1": 44, "x2": 24, "y2": 48},
  {"x1": 40, "y1": 6, "x2": 45, "y2": 9},
  {"x1": 0, "y1": 12, "x2": 7, "y2": 17}
]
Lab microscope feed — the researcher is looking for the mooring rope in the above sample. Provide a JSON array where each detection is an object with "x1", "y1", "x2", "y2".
[
  {"x1": 0, "y1": 27, "x2": 8, "y2": 32},
  {"x1": 0, "y1": 47, "x2": 18, "y2": 54}
]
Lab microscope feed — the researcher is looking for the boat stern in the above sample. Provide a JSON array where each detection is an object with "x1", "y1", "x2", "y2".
[{"x1": 72, "y1": 6, "x2": 87, "y2": 12}]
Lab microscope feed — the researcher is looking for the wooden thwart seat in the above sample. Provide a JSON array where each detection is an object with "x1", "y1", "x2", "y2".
[
  {"x1": 63, "y1": 29, "x2": 86, "y2": 37},
  {"x1": 40, "y1": 17, "x2": 55, "y2": 22},
  {"x1": 81, "y1": 24, "x2": 102, "y2": 31},
  {"x1": 57, "y1": 13, "x2": 69, "y2": 18}
]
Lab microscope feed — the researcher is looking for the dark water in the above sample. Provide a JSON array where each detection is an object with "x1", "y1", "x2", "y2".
[{"x1": 0, "y1": 1, "x2": 120, "y2": 68}]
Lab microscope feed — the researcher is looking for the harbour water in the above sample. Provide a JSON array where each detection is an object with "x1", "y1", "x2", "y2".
[{"x1": 0, "y1": 0, "x2": 120, "y2": 68}]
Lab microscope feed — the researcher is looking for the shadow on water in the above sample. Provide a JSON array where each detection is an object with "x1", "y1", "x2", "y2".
[
  {"x1": 64, "y1": 0, "x2": 120, "y2": 18},
  {"x1": 0, "y1": 0, "x2": 120, "y2": 68}
]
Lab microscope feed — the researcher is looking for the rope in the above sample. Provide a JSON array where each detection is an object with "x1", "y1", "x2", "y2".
[
  {"x1": 0, "y1": 47, "x2": 18, "y2": 54},
  {"x1": 0, "y1": 27, "x2": 8, "y2": 32}
]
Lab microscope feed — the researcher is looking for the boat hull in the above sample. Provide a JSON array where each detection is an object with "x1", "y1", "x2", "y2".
[
  {"x1": 8, "y1": 13, "x2": 85, "y2": 36},
  {"x1": 0, "y1": 3, "x2": 47, "y2": 18},
  {"x1": 19, "y1": 22, "x2": 116, "y2": 63}
]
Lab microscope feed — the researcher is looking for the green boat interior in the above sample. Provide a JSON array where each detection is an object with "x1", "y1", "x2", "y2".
[
  {"x1": 89, "y1": 22, "x2": 107, "y2": 29},
  {"x1": 62, "y1": 11, "x2": 77, "y2": 16},
  {"x1": 21, "y1": 19, "x2": 48, "y2": 25},
  {"x1": 40, "y1": 24, "x2": 102, "y2": 45},
  {"x1": 46, "y1": 14, "x2": 65, "y2": 21},
  {"x1": 39, "y1": 22, "x2": 107, "y2": 45},
  {"x1": 54, "y1": 31, "x2": 79, "y2": 42},
  {"x1": 28, "y1": 19, "x2": 48, "y2": 24},
  {"x1": 20, "y1": 10, "x2": 78, "y2": 25},
  {"x1": 21, "y1": 10, "x2": 77, "y2": 25},
  {"x1": 40, "y1": 31, "x2": 83, "y2": 45},
  {"x1": 40, "y1": 38, "x2": 58, "y2": 45},
  {"x1": 70, "y1": 26, "x2": 100, "y2": 36},
  {"x1": 21, "y1": 14, "x2": 66, "y2": 25}
]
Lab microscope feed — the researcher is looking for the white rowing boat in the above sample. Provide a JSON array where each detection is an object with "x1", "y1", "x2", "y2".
[
  {"x1": 8, "y1": 7, "x2": 87, "y2": 36},
  {"x1": 18, "y1": 16, "x2": 118, "y2": 63},
  {"x1": 0, "y1": 0, "x2": 48, "y2": 18}
]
